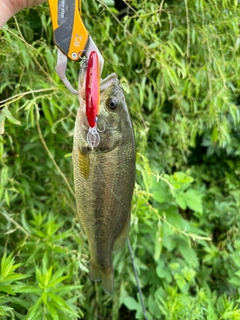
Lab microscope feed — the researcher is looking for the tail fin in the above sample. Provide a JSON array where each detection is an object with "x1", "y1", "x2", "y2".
[
  {"x1": 89, "y1": 261, "x2": 101, "y2": 281},
  {"x1": 89, "y1": 261, "x2": 114, "y2": 294},
  {"x1": 101, "y1": 267, "x2": 114, "y2": 294}
]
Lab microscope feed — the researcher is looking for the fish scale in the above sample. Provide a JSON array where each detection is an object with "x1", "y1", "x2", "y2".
[{"x1": 72, "y1": 73, "x2": 136, "y2": 293}]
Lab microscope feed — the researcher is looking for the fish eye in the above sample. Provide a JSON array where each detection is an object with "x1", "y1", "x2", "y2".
[{"x1": 107, "y1": 98, "x2": 118, "y2": 110}]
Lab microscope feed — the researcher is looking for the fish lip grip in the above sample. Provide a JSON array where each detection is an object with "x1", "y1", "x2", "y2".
[
  {"x1": 49, "y1": 0, "x2": 88, "y2": 61},
  {"x1": 48, "y1": 0, "x2": 104, "y2": 94},
  {"x1": 85, "y1": 51, "x2": 101, "y2": 148}
]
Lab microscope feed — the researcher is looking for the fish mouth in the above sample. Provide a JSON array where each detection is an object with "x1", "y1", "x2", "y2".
[{"x1": 78, "y1": 62, "x2": 117, "y2": 100}]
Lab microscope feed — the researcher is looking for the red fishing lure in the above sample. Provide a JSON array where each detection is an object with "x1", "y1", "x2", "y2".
[{"x1": 85, "y1": 51, "x2": 100, "y2": 128}]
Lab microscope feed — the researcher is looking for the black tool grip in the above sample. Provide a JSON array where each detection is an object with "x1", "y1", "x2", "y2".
[{"x1": 54, "y1": 0, "x2": 75, "y2": 55}]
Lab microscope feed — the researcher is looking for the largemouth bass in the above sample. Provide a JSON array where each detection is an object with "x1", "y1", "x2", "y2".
[{"x1": 72, "y1": 70, "x2": 136, "y2": 294}]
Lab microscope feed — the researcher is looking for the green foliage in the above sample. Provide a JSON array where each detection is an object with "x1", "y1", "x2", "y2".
[
  {"x1": 1, "y1": 0, "x2": 240, "y2": 319},
  {"x1": 0, "y1": 253, "x2": 29, "y2": 317}
]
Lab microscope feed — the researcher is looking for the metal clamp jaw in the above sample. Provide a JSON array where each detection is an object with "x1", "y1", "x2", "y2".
[{"x1": 48, "y1": 0, "x2": 104, "y2": 94}]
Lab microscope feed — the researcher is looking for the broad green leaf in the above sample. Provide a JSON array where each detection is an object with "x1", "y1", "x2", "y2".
[
  {"x1": 1, "y1": 166, "x2": 9, "y2": 186},
  {"x1": 42, "y1": 101, "x2": 53, "y2": 127},
  {"x1": 154, "y1": 220, "x2": 163, "y2": 261},
  {"x1": 48, "y1": 293, "x2": 73, "y2": 312},
  {"x1": 156, "y1": 260, "x2": 172, "y2": 283},
  {"x1": 123, "y1": 296, "x2": 141, "y2": 311},
  {"x1": 24, "y1": 297, "x2": 43, "y2": 320},
  {"x1": 46, "y1": 301, "x2": 59, "y2": 320},
  {"x1": 17, "y1": 286, "x2": 42, "y2": 294},
  {"x1": 0, "y1": 305, "x2": 14, "y2": 316},
  {"x1": 1, "y1": 107, "x2": 21, "y2": 125},
  {"x1": 52, "y1": 282, "x2": 83, "y2": 292},
  {"x1": 43, "y1": 266, "x2": 53, "y2": 287},
  {"x1": 0, "y1": 284, "x2": 15, "y2": 295},
  {"x1": 3, "y1": 273, "x2": 30, "y2": 282},
  {"x1": 48, "y1": 275, "x2": 70, "y2": 288},
  {"x1": 185, "y1": 189, "x2": 203, "y2": 214},
  {"x1": 151, "y1": 176, "x2": 171, "y2": 204},
  {"x1": 148, "y1": 295, "x2": 162, "y2": 318},
  {"x1": 178, "y1": 243, "x2": 199, "y2": 268},
  {"x1": 165, "y1": 211, "x2": 185, "y2": 229},
  {"x1": 4, "y1": 189, "x2": 10, "y2": 207},
  {"x1": 173, "y1": 172, "x2": 194, "y2": 184},
  {"x1": 229, "y1": 276, "x2": 240, "y2": 287},
  {"x1": 175, "y1": 192, "x2": 187, "y2": 210},
  {"x1": 0, "y1": 253, "x2": 22, "y2": 280},
  {"x1": 234, "y1": 270, "x2": 240, "y2": 278}
]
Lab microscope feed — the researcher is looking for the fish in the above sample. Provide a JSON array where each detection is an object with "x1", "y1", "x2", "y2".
[{"x1": 72, "y1": 68, "x2": 136, "y2": 294}]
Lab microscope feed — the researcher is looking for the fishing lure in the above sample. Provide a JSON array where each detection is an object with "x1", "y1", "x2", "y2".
[{"x1": 85, "y1": 51, "x2": 100, "y2": 148}]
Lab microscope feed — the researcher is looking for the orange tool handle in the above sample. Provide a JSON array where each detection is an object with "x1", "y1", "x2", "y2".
[{"x1": 48, "y1": 0, "x2": 89, "y2": 61}]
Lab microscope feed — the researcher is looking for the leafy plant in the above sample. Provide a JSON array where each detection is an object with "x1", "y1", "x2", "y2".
[{"x1": 1, "y1": 0, "x2": 240, "y2": 319}]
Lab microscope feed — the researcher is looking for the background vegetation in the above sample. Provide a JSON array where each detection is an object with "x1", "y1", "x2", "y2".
[{"x1": 0, "y1": 0, "x2": 240, "y2": 319}]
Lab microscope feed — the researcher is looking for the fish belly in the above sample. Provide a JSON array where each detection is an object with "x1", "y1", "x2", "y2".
[{"x1": 73, "y1": 141, "x2": 135, "y2": 293}]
